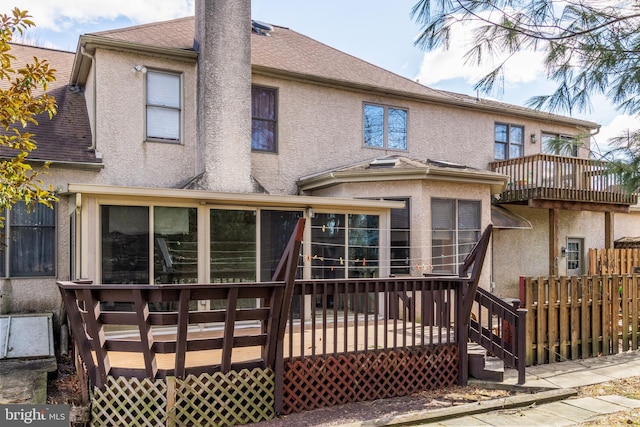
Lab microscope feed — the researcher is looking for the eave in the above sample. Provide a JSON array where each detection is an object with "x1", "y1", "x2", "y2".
[
  {"x1": 297, "y1": 166, "x2": 509, "y2": 195},
  {"x1": 64, "y1": 183, "x2": 406, "y2": 211},
  {"x1": 70, "y1": 35, "x2": 198, "y2": 86}
]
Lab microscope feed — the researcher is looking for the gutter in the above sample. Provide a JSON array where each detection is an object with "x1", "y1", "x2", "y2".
[{"x1": 80, "y1": 46, "x2": 96, "y2": 150}]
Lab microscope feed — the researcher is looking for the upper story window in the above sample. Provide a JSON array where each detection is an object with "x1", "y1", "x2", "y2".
[
  {"x1": 0, "y1": 202, "x2": 56, "y2": 277},
  {"x1": 494, "y1": 123, "x2": 523, "y2": 160},
  {"x1": 146, "y1": 70, "x2": 181, "y2": 143},
  {"x1": 542, "y1": 133, "x2": 577, "y2": 156},
  {"x1": 364, "y1": 103, "x2": 407, "y2": 150},
  {"x1": 252, "y1": 86, "x2": 277, "y2": 152}
]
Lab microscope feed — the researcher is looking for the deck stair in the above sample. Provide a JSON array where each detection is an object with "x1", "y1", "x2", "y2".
[{"x1": 468, "y1": 343, "x2": 504, "y2": 382}]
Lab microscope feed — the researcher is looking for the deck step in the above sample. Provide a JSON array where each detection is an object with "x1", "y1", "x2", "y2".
[{"x1": 468, "y1": 344, "x2": 504, "y2": 382}]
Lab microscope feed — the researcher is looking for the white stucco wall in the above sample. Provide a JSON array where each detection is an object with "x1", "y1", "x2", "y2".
[
  {"x1": 87, "y1": 50, "x2": 198, "y2": 188},
  {"x1": 250, "y1": 74, "x2": 590, "y2": 196}
]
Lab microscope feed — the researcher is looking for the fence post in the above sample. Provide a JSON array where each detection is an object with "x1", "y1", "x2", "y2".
[{"x1": 517, "y1": 307, "x2": 527, "y2": 385}]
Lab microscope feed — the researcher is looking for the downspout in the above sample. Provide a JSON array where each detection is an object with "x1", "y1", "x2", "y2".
[{"x1": 80, "y1": 46, "x2": 97, "y2": 151}]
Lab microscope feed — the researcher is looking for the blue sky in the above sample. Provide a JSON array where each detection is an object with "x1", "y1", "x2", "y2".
[{"x1": 12, "y1": 0, "x2": 638, "y2": 149}]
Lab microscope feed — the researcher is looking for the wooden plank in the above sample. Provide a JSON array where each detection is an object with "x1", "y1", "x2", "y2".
[
  {"x1": 559, "y1": 276, "x2": 569, "y2": 361},
  {"x1": 537, "y1": 277, "x2": 547, "y2": 364},
  {"x1": 633, "y1": 275, "x2": 639, "y2": 350},
  {"x1": 525, "y1": 277, "x2": 535, "y2": 366},
  {"x1": 601, "y1": 276, "x2": 610, "y2": 356},
  {"x1": 132, "y1": 289, "x2": 157, "y2": 379},
  {"x1": 570, "y1": 276, "x2": 579, "y2": 360},
  {"x1": 591, "y1": 276, "x2": 600, "y2": 357},
  {"x1": 622, "y1": 275, "x2": 630, "y2": 352},
  {"x1": 82, "y1": 288, "x2": 111, "y2": 388},
  {"x1": 548, "y1": 276, "x2": 559, "y2": 362},
  {"x1": 612, "y1": 275, "x2": 620, "y2": 354},
  {"x1": 59, "y1": 288, "x2": 101, "y2": 387},
  {"x1": 581, "y1": 276, "x2": 591, "y2": 359},
  {"x1": 221, "y1": 287, "x2": 239, "y2": 372},
  {"x1": 174, "y1": 288, "x2": 191, "y2": 378}
]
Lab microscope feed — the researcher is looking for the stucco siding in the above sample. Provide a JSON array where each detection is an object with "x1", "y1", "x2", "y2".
[{"x1": 91, "y1": 49, "x2": 198, "y2": 188}]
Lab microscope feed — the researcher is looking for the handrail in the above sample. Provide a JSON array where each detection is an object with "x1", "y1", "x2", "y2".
[
  {"x1": 470, "y1": 287, "x2": 526, "y2": 384},
  {"x1": 489, "y1": 153, "x2": 637, "y2": 205}
]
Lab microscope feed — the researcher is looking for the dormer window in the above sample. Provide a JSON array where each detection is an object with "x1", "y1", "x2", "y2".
[
  {"x1": 146, "y1": 70, "x2": 182, "y2": 143},
  {"x1": 363, "y1": 103, "x2": 407, "y2": 150}
]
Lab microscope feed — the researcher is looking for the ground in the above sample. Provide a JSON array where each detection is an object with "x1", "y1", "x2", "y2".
[
  {"x1": 47, "y1": 354, "x2": 86, "y2": 406},
  {"x1": 46, "y1": 355, "x2": 640, "y2": 426}
]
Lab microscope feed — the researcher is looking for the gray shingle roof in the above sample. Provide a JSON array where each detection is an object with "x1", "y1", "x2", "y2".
[
  {"x1": 86, "y1": 17, "x2": 598, "y2": 128},
  {"x1": 1, "y1": 44, "x2": 99, "y2": 166}
]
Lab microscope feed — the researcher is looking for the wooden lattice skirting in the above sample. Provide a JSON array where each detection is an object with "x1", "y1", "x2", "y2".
[
  {"x1": 91, "y1": 368, "x2": 275, "y2": 426},
  {"x1": 282, "y1": 345, "x2": 459, "y2": 415}
]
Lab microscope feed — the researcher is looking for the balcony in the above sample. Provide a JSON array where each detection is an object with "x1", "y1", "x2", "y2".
[{"x1": 490, "y1": 154, "x2": 637, "y2": 212}]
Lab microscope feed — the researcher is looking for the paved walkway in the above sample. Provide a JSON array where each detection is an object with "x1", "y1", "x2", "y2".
[{"x1": 342, "y1": 350, "x2": 640, "y2": 426}]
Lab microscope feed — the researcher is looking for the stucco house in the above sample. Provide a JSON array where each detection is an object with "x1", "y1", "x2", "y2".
[{"x1": 2, "y1": 0, "x2": 638, "y2": 333}]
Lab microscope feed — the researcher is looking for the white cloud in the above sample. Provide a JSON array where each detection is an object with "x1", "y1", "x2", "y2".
[
  {"x1": 13, "y1": 1, "x2": 195, "y2": 31},
  {"x1": 592, "y1": 114, "x2": 640, "y2": 154},
  {"x1": 414, "y1": 21, "x2": 546, "y2": 87}
]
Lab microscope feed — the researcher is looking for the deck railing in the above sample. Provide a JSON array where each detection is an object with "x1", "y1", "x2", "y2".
[
  {"x1": 490, "y1": 154, "x2": 637, "y2": 205},
  {"x1": 287, "y1": 277, "x2": 463, "y2": 355},
  {"x1": 469, "y1": 288, "x2": 526, "y2": 384}
]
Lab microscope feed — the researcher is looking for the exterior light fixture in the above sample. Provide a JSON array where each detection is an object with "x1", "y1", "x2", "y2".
[
  {"x1": 131, "y1": 65, "x2": 147, "y2": 73},
  {"x1": 530, "y1": 133, "x2": 537, "y2": 143}
]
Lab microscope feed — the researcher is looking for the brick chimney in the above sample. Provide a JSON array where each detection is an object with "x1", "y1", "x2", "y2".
[{"x1": 194, "y1": 0, "x2": 254, "y2": 193}]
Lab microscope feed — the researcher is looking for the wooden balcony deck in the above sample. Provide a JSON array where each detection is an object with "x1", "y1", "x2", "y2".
[{"x1": 490, "y1": 154, "x2": 637, "y2": 211}]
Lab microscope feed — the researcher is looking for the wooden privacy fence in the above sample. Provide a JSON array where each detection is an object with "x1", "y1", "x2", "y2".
[
  {"x1": 589, "y1": 248, "x2": 640, "y2": 275},
  {"x1": 522, "y1": 275, "x2": 640, "y2": 366}
]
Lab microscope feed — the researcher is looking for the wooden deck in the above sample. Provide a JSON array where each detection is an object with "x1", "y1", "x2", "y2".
[{"x1": 99, "y1": 318, "x2": 456, "y2": 371}]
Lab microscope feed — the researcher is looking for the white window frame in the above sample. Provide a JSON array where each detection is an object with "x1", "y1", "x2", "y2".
[{"x1": 145, "y1": 69, "x2": 182, "y2": 143}]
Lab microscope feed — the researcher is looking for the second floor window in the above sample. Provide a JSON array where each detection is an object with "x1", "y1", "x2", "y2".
[
  {"x1": 146, "y1": 70, "x2": 181, "y2": 142},
  {"x1": 252, "y1": 86, "x2": 277, "y2": 152},
  {"x1": 542, "y1": 133, "x2": 577, "y2": 156},
  {"x1": 495, "y1": 123, "x2": 523, "y2": 160},
  {"x1": 364, "y1": 103, "x2": 407, "y2": 150}
]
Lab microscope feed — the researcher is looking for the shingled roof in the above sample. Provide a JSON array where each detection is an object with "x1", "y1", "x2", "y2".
[
  {"x1": 1, "y1": 44, "x2": 99, "y2": 166},
  {"x1": 81, "y1": 16, "x2": 598, "y2": 129}
]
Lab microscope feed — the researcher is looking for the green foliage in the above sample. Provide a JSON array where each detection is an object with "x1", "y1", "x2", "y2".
[
  {"x1": 0, "y1": 7, "x2": 58, "y2": 216},
  {"x1": 412, "y1": 0, "x2": 640, "y2": 191},
  {"x1": 412, "y1": 0, "x2": 640, "y2": 116}
]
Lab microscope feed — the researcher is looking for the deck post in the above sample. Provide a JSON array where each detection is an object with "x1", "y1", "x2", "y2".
[
  {"x1": 457, "y1": 281, "x2": 469, "y2": 385},
  {"x1": 517, "y1": 307, "x2": 528, "y2": 384}
]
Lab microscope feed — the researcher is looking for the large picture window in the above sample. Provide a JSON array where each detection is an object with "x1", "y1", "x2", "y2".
[
  {"x1": 431, "y1": 199, "x2": 481, "y2": 275},
  {"x1": 311, "y1": 213, "x2": 379, "y2": 279},
  {"x1": 389, "y1": 198, "x2": 410, "y2": 276},
  {"x1": 252, "y1": 86, "x2": 278, "y2": 152},
  {"x1": 146, "y1": 70, "x2": 181, "y2": 142},
  {"x1": 364, "y1": 103, "x2": 407, "y2": 150},
  {"x1": 494, "y1": 123, "x2": 523, "y2": 160},
  {"x1": 0, "y1": 202, "x2": 56, "y2": 277}
]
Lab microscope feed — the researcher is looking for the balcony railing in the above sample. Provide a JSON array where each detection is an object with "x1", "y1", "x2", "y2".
[{"x1": 490, "y1": 154, "x2": 637, "y2": 206}]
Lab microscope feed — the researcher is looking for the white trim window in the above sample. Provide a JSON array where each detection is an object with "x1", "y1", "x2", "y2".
[
  {"x1": 146, "y1": 70, "x2": 181, "y2": 142},
  {"x1": 0, "y1": 202, "x2": 56, "y2": 277},
  {"x1": 364, "y1": 103, "x2": 408, "y2": 150}
]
